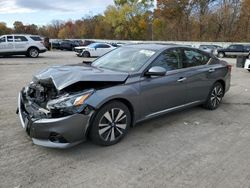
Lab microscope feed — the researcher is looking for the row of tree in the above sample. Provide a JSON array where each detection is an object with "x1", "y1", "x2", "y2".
[{"x1": 0, "y1": 0, "x2": 250, "y2": 42}]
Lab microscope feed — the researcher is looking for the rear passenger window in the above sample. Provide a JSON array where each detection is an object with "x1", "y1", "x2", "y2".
[
  {"x1": 14, "y1": 36, "x2": 28, "y2": 42},
  {"x1": 151, "y1": 49, "x2": 182, "y2": 71},
  {"x1": 183, "y1": 49, "x2": 209, "y2": 68},
  {"x1": 30, "y1": 36, "x2": 42, "y2": 41},
  {"x1": 7, "y1": 36, "x2": 13, "y2": 42},
  {"x1": 101, "y1": 44, "x2": 110, "y2": 48}
]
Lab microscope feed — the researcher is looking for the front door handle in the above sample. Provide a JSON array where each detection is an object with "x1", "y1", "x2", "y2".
[
  {"x1": 177, "y1": 77, "x2": 187, "y2": 82},
  {"x1": 208, "y1": 68, "x2": 215, "y2": 73}
]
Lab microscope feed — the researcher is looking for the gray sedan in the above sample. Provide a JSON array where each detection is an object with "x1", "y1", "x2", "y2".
[{"x1": 17, "y1": 44, "x2": 231, "y2": 148}]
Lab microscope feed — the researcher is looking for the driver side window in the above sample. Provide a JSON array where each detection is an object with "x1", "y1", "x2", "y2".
[{"x1": 151, "y1": 49, "x2": 182, "y2": 71}]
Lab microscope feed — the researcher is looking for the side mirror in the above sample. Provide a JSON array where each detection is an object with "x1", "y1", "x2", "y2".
[{"x1": 145, "y1": 66, "x2": 166, "y2": 77}]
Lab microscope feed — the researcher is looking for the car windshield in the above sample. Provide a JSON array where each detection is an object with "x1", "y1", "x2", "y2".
[{"x1": 92, "y1": 47, "x2": 156, "y2": 72}]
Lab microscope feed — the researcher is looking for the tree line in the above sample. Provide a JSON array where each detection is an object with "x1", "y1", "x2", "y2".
[{"x1": 0, "y1": 0, "x2": 249, "y2": 42}]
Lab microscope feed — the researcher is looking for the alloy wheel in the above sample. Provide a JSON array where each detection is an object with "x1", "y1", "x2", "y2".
[
  {"x1": 98, "y1": 108, "x2": 127, "y2": 142},
  {"x1": 210, "y1": 85, "x2": 223, "y2": 108},
  {"x1": 29, "y1": 48, "x2": 39, "y2": 57},
  {"x1": 218, "y1": 52, "x2": 224, "y2": 58}
]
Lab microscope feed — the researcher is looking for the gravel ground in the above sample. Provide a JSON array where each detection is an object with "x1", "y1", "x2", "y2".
[{"x1": 0, "y1": 51, "x2": 250, "y2": 188}]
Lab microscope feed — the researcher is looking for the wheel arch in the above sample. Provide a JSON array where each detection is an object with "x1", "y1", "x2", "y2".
[
  {"x1": 96, "y1": 98, "x2": 135, "y2": 126},
  {"x1": 82, "y1": 50, "x2": 91, "y2": 57},
  {"x1": 27, "y1": 46, "x2": 39, "y2": 51},
  {"x1": 218, "y1": 51, "x2": 225, "y2": 57},
  {"x1": 85, "y1": 97, "x2": 135, "y2": 138},
  {"x1": 214, "y1": 79, "x2": 225, "y2": 96}
]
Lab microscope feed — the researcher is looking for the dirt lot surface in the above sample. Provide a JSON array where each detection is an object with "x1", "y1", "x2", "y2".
[{"x1": 0, "y1": 51, "x2": 250, "y2": 188}]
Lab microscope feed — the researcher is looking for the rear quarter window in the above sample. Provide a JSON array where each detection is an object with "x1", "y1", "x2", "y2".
[
  {"x1": 30, "y1": 36, "x2": 42, "y2": 41},
  {"x1": 0, "y1": 36, "x2": 6, "y2": 42}
]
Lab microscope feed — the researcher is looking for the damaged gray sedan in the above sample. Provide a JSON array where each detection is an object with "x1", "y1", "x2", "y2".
[{"x1": 17, "y1": 44, "x2": 231, "y2": 148}]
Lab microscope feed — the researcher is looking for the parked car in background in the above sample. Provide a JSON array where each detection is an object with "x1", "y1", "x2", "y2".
[
  {"x1": 110, "y1": 43, "x2": 125, "y2": 47},
  {"x1": 75, "y1": 43, "x2": 116, "y2": 57},
  {"x1": 50, "y1": 40, "x2": 62, "y2": 50},
  {"x1": 199, "y1": 45, "x2": 222, "y2": 54},
  {"x1": 60, "y1": 40, "x2": 81, "y2": 51},
  {"x1": 236, "y1": 56, "x2": 250, "y2": 72},
  {"x1": 17, "y1": 44, "x2": 231, "y2": 148},
  {"x1": 82, "y1": 40, "x2": 95, "y2": 46},
  {"x1": 243, "y1": 59, "x2": 250, "y2": 72},
  {"x1": 217, "y1": 44, "x2": 250, "y2": 58},
  {"x1": 0, "y1": 34, "x2": 47, "y2": 58}
]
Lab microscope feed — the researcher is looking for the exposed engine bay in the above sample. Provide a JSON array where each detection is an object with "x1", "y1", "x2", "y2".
[{"x1": 21, "y1": 79, "x2": 124, "y2": 119}]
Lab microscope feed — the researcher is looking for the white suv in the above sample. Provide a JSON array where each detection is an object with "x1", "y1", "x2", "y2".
[{"x1": 0, "y1": 34, "x2": 47, "y2": 58}]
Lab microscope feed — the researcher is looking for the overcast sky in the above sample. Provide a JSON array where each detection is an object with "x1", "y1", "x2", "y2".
[{"x1": 0, "y1": 0, "x2": 115, "y2": 27}]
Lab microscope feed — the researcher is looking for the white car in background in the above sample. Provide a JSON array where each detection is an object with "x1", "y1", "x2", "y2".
[
  {"x1": 244, "y1": 59, "x2": 250, "y2": 72},
  {"x1": 0, "y1": 34, "x2": 47, "y2": 58},
  {"x1": 75, "y1": 43, "x2": 116, "y2": 57}
]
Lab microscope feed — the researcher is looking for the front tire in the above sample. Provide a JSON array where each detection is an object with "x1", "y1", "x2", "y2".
[
  {"x1": 203, "y1": 82, "x2": 224, "y2": 110},
  {"x1": 82, "y1": 51, "x2": 90, "y2": 58},
  {"x1": 218, "y1": 52, "x2": 225, "y2": 58},
  {"x1": 90, "y1": 101, "x2": 131, "y2": 146},
  {"x1": 27, "y1": 47, "x2": 39, "y2": 58}
]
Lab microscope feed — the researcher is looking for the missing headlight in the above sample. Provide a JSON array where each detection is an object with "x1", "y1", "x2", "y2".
[{"x1": 46, "y1": 90, "x2": 94, "y2": 116}]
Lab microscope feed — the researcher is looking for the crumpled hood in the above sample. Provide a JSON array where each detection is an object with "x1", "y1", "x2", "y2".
[{"x1": 33, "y1": 65, "x2": 129, "y2": 90}]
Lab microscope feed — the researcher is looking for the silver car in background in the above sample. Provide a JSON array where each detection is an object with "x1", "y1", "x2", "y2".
[{"x1": 17, "y1": 44, "x2": 231, "y2": 148}]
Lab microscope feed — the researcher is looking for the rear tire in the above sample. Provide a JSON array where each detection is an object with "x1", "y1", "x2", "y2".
[
  {"x1": 90, "y1": 101, "x2": 131, "y2": 146},
  {"x1": 82, "y1": 51, "x2": 90, "y2": 58},
  {"x1": 27, "y1": 47, "x2": 39, "y2": 58},
  {"x1": 203, "y1": 82, "x2": 224, "y2": 110}
]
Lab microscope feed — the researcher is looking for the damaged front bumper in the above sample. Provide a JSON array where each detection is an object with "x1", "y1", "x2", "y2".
[{"x1": 17, "y1": 92, "x2": 93, "y2": 148}]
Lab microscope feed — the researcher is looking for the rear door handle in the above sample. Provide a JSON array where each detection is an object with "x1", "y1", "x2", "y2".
[
  {"x1": 208, "y1": 68, "x2": 215, "y2": 73},
  {"x1": 177, "y1": 77, "x2": 187, "y2": 82}
]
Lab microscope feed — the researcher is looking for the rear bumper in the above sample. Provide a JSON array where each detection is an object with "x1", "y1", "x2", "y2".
[
  {"x1": 18, "y1": 92, "x2": 92, "y2": 148},
  {"x1": 39, "y1": 49, "x2": 47, "y2": 53}
]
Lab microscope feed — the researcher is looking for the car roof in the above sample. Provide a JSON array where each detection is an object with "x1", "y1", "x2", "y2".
[{"x1": 123, "y1": 43, "x2": 188, "y2": 51}]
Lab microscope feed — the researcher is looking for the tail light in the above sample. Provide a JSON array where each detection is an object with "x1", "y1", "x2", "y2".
[{"x1": 227, "y1": 64, "x2": 232, "y2": 72}]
